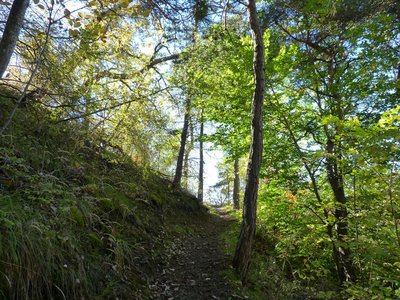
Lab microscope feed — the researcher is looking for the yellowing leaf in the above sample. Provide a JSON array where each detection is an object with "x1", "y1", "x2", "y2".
[
  {"x1": 142, "y1": 8, "x2": 151, "y2": 17},
  {"x1": 120, "y1": 0, "x2": 130, "y2": 8}
]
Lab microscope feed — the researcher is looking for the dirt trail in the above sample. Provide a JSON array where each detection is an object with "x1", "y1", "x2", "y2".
[{"x1": 149, "y1": 208, "x2": 247, "y2": 300}]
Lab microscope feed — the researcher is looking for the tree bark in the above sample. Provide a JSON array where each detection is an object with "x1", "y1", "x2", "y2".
[
  {"x1": 326, "y1": 139, "x2": 356, "y2": 283},
  {"x1": 0, "y1": 0, "x2": 30, "y2": 77},
  {"x1": 233, "y1": 158, "x2": 240, "y2": 209},
  {"x1": 173, "y1": 98, "x2": 191, "y2": 187},
  {"x1": 396, "y1": 62, "x2": 400, "y2": 101},
  {"x1": 183, "y1": 118, "x2": 194, "y2": 189},
  {"x1": 176, "y1": 1, "x2": 200, "y2": 189},
  {"x1": 232, "y1": 0, "x2": 265, "y2": 284},
  {"x1": 197, "y1": 109, "x2": 204, "y2": 202},
  {"x1": 183, "y1": 149, "x2": 189, "y2": 189},
  {"x1": 326, "y1": 58, "x2": 356, "y2": 283}
]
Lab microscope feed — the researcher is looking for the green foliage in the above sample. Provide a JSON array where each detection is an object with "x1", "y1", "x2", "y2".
[
  {"x1": 172, "y1": 24, "x2": 255, "y2": 158},
  {"x1": 248, "y1": 1, "x2": 400, "y2": 298},
  {"x1": 1, "y1": 0, "x2": 399, "y2": 297},
  {"x1": 215, "y1": 1, "x2": 400, "y2": 298}
]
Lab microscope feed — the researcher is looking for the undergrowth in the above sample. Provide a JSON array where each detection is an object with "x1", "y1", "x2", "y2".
[
  {"x1": 0, "y1": 93, "x2": 200, "y2": 299},
  {"x1": 221, "y1": 203, "x2": 400, "y2": 300},
  {"x1": 220, "y1": 206, "x2": 334, "y2": 300}
]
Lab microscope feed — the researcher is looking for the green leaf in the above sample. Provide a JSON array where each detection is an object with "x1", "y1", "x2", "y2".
[{"x1": 68, "y1": 29, "x2": 80, "y2": 37}]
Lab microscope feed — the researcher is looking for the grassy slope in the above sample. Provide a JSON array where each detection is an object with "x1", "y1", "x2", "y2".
[{"x1": 0, "y1": 94, "x2": 201, "y2": 299}]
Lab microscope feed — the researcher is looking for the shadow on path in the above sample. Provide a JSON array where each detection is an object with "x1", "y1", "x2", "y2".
[{"x1": 149, "y1": 207, "x2": 247, "y2": 300}]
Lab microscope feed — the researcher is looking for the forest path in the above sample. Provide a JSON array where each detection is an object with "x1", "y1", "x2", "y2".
[{"x1": 149, "y1": 207, "x2": 246, "y2": 300}]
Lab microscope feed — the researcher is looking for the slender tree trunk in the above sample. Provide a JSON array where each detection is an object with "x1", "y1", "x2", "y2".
[
  {"x1": 227, "y1": 181, "x2": 231, "y2": 204},
  {"x1": 0, "y1": 1, "x2": 53, "y2": 136},
  {"x1": 198, "y1": 109, "x2": 204, "y2": 202},
  {"x1": 183, "y1": 153, "x2": 189, "y2": 188},
  {"x1": 0, "y1": 0, "x2": 30, "y2": 77},
  {"x1": 223, "y1": 0, "x2": 230, "y2": 29},
  {"x1": 232, "y1": 0, "x2": 265, "y2": 284},
  {"x1": 183, "y1": 119, "x2": 194, "y2": 189},
  {"x1": 280, "y1": 114, "x2": 347, "y2": 283},
  {"x1": 173, "y1": 98, "x2": 191, "y2": 187},
  {"x1": 326, "y1": 139, "x2": 356, "y2": 283},
  {"x1": 233, "y1": 158, "x2": 240, "y2": 209},
  {"x1": 396, "y1": 62, "x2": 400, "y2": 101},
  {"x1": 326, "y1": 59, "x2": 356, "y2": 283},
  {"x1": 178, "y1": 2, "x2": 200, "y2": 189},
  {"x1": 183, "y1": 137, "x2": 190, "y2": 189}
]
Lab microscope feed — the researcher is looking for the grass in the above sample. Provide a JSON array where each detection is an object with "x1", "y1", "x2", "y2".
[{"x1": 0, "y1": 93, "x2": 201, "y2": 299}]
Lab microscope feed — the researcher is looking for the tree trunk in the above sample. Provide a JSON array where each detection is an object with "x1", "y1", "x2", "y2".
[
  {"x1": 232, "y1": 0, "x2": 265, "y2": 284},
  {"x1": 0, "y1": 0, "x2": 30, "y2": 77},
  {"x1": 280, "y1": 113, "x2": 348, "y2": 284},
  {"x1": 178, "y1": 2, "x2": 200, "y2": 189},
  {"x1": 396, "y1": 62, "x2": 400, "y2": 100},
  {"x1": 326, "y1": 139, "x2": 356, "y2": 283},
  {"x1": 183, "y1": 153, "x2": 188, "y2": 189},
  {"x1": 197, "y1": 109, "x2": 204, "y2": 202},
  {"x1": 233, "y1": 158, "x2": 240, "y2": 209},
  {"x1": 183, "y1": 118, "x2": 194, "y2": 189},
  {"x1": 326, "y1": 58, "x2": 356, "y2": 283},
  {"x1": 173, "y1": 98, "x2": 191, "y2": 187}
]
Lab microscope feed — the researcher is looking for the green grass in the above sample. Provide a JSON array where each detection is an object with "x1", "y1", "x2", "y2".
[{"x1": 0, "y1": 93, "x2": 200, "y2": 299}]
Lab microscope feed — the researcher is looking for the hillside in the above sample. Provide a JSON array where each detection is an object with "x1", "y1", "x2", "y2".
[{"x1": 0, "y1": 94, "x2": 207, "y2": 299}]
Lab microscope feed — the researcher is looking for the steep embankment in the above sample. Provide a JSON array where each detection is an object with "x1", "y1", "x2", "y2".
[{"x1": 0, "y1": 94, "x2": 201, "y2": 299}]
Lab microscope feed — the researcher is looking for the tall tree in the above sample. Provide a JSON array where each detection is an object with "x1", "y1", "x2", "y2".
[
  {"x1": 173, "y1": 0, "x2": 206, "y2": 188},
  {"x1": 198, "y1": 108, "x2": 204, "y2": 202},
  {"x1": 0, "y1": 0, "x2": 30, "y2": 77},
  {"x1": 173, "y1": 98, "x2": 191, "y2": 186},
  {"x1": 233, "y1": 157, "x2": 240, "y2": 209},
  {"x1": 232, "y1": 0, "x2": 266, "y2": 283},
  {"x1": 182, "y1": 119, "x2": 194, "y2": 188}
]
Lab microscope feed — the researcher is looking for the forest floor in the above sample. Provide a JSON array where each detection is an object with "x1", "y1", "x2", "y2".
[{"x1": 149, "y1": 207, "x2": 248, "y2": 300}]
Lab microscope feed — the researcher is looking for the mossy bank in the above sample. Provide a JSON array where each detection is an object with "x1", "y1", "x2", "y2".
[{"x1": 0, "y1": 93, "x2": 202, "y2": 299}]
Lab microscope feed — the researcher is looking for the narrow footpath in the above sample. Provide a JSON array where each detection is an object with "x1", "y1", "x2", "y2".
[{"x1": 149, "y1": 208, "x2": 248, "y2": 300}]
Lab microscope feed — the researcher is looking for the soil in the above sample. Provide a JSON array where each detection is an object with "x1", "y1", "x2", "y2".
[{"x1": 149, "y1": 208, "x2": 248, "y2": 300}]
